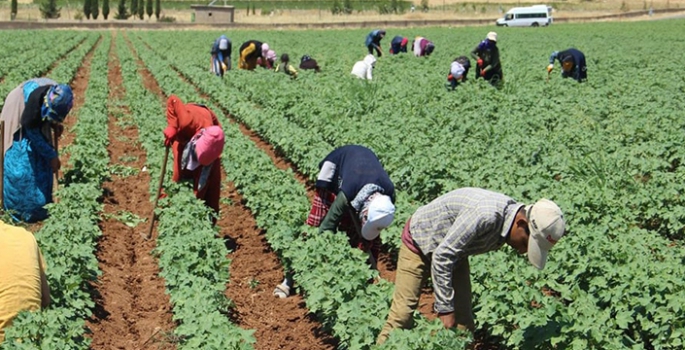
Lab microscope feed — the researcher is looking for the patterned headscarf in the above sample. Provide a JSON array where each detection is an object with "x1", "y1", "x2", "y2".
[{"x1": 41, "y1": 84, "x2": 73, "y2": 123}]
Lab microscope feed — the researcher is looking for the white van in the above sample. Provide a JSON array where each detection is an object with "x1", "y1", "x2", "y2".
[{"x1": 496, "y1": 5, "x2": 553, "y2": 27}]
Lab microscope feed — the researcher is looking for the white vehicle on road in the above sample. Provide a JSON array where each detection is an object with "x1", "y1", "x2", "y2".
[{"x1": 496, "y1": 5, "x2": 553, "y2": 27}]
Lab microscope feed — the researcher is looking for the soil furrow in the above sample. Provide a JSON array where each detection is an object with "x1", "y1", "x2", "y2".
[
  {"x1": 126, "y1": 34, "x2": 337, "y2": 349},
  {"x1": 85, "y1": 31, "x2": 176, "y2": 350}
]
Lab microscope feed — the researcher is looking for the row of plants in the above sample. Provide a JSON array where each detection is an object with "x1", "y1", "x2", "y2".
[
  {"x1": 135, "y1": 22, "x2": 685, "y2": 349},
  {"x1": 0, "y1": 32, "x2": 96, "y2": 111},
  {"x1": 1, "y1": 33, "x2": 110, "y2": 349},
  {"x1": 115, "y1": 33, "x2": 255, "y2": 349}
]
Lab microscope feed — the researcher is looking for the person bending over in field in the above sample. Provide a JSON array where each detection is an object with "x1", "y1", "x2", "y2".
[
  {"x1": 275, "y1": 53, "x2": 298, "y2": 78},
  {"x1": 412, "y1": 36, "x2": 435, "y2": 57},
  {"x1": 239, "y1": 40, "x2": 269, "y2": 70},
  {"x1": 471, "y1": 32, "x2": 503, "y2": 86},
  {"x1": 273, "y1": 145, "x2": 396, "y2": 298},
  {"x1": 351, "y1": 54, "x2": 377, "y2": 80},
  {"x1": 365, "y1": 29, "x2": 386, "y2": 57},
  {"x1": 0, "y1": 220, "x2": 51, "y2": 343},
  {"x1": 1, "y1": 78, "x2": 73, "y2": 222},
  {"x1": 447, "y1": 56, "x2": 471, "y2": 90},
  {"x1": 299, "y1": 55, "x2": 321, "y2": 72},
  {"x1": 163, "y1": 95, "x2": 224, "y2": 224},
  {"x1": 210, "y1": 35, "x2": 232, "y2": 77},
  {"x1": 389, "y1": 36, "x2": 408, "y2": 54},
  {"x1": 257, "y1": 49, "x2": 277, "y2": 70},
  {"x1": 547, "y1": 48, "x2": 587, "y2": 83},
  {"x1": 376, "y1": 188, "x2": 566, "y2": 344}
]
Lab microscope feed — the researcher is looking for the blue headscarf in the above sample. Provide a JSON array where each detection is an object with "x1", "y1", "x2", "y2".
[{"x1": 41, "y1": 84, "x2": 73, "y2": 123}]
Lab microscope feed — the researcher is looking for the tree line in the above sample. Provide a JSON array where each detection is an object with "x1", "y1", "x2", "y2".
[{"x1": 11, "y1": 0, "x2": 162, "y2": 20}]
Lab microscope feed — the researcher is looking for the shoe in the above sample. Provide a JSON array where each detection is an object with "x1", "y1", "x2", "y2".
[{"x1": 273, "y1": 284, "x2": 290, "y2": 298}]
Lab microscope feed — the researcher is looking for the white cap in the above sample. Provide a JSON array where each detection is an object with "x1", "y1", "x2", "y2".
[
  {"x1": 361, "y1": 194, "x2": 395, "y2": 240},
  {"x1": 526, "y1": 199, "x2": 565, "y2": 270},
  {"x1": 219, "y1": 38, "x2": 229, "y2": 50},
  {"x1": 487, "y1": 31, "x2": 498, "y2": 42}
]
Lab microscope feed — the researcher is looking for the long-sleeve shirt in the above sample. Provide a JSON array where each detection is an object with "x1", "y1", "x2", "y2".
[
  {"x1": 409, "y1": 188, "x2": 523, "y2": 314},
  {"x1": 315, "y1": 145, "x2": 395, "y2": 231},
  {"x1": 471, "y1": 40, "x2": 501, "y2": 73},
  {"x1": 275, "y1": 62, "x2": 298, "y2": 78},
  {"x1": 211, "y1": 36, "x2": 232, "y2": 62},
  {"x1": 549, "y1": 48, "x2": 587, "y2": 82},
  {"x1": 165, "y1": 95, "x2": 220, "y2": 182},
  {"x1": 365, "y1": 30, "x2": 384, "y2": 47},
  {"x1": 20, "y1": 86, "x2": 57, "y2": 161}
]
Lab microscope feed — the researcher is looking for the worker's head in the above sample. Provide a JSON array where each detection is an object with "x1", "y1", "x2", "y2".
[
  {"x1": 261, "y1": 43, "x2": 269, "y2": 54},
  {"x1": 561, "y1": 56, "x2": 575, "y2": 73},
  {"x1": 359, "y1": 193, "x2": 395, "y2": 241},
  {"x1": 219, "y1": 35, "x2": 229, "y2": 50},
  {"x1": 41, "y1": 84, "x2": 73, "y2": 124},
  {"x1": 400, "y1": 37, "x2": 408, "y2": 47},
  {"x1": 486, "y1": 31, "x2": 498, "y2": 43},
  {"x1": 507, "y1": 199, "x2": 565, "y2": 270},
  {"x1": 194, "y1": 126, "x2": 225, "y2": 166},
  {"x1": 300, "y1": 54, "x2": 312, "y2": 63},
  {"x1": 280, "y1": 53, "x2": 290, "y2": 63},
  {"x1": 379, "y1": 30, "x2": 386, "y2": 38},
  {"x1": 265, "y1": 50, "x2": 277, "y2": 64},
  {"x1": 363, "y1": 54, "x2": 377, "y2": 67},
  {"x1": 425, "y1": 43, "x2": 435, "y2": 56},
  {"x1": 456, "y1": 56, "x2": 471, "y2": 69}
]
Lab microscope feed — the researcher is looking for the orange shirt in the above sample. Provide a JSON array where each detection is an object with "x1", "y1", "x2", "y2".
[{"x1": 0, "y1": 221, "x2": 47, "y2": 342}]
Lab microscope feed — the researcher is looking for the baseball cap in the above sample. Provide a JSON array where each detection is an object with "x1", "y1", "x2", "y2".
[
  {"x1": 487, "y1": 32, "x2": 498, "y2": 42},
  {"x1": 525, "y1": 199, "x2": 565, "y2": 270},
  {"x1": 194, "y1": 126, "x2": 225, "y2": 166},
  {"x1": 361, "y1": 194, "x2": 395, "y2": 241}
]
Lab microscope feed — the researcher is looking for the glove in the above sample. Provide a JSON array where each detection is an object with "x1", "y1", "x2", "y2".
[
  {"x1": 547, "y1": 64, "x2": 554, "y2": 73},
  {"x1": 480, "y1": 69, "x2": 486, "y2": 77},
  {"x1": 163, "y1": 126, "x2": 177, "y2": 147},
  {"x1": 477, "y1": 58, "x2": 483, "y2": 67},
  {"x1": 447, "y1": 74, "x2": 454, "y2": 81}
]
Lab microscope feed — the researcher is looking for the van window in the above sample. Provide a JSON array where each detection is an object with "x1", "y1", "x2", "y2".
[
  {"x1": 505, "y1": 13, "x2": 513, "y2": 20},
  {"x1": 515, "y1": 12, "x2": 547, "y2": 19}
]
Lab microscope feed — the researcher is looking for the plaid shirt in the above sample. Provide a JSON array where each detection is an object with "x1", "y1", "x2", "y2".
[{"x1": 409, "y1": 188, "x2": 524, "y2": 313}]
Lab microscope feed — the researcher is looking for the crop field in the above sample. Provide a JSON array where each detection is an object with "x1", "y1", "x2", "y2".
[{"x1": 1, "y1": 19, "x2": 685, "y2": 350}]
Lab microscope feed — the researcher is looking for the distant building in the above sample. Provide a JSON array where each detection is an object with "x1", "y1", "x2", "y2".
[{"x1": 190, "y1": 5, "x2": 235, "y2": 23}]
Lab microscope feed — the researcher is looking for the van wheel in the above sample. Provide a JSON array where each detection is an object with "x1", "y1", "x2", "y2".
[
  {"x1": 503, "y1": 24, "x2": 508, "y2": 27},
  {"x1": 532, "y1": 22, "x2": 539, "y2": 27}
]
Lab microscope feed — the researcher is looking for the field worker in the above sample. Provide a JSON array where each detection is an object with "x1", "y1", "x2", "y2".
[
  {"x1": 163, "y1": 95, "x2": 224, "y2": 220},
  {"x1": 471, "y1": 32, "x2": 503, "y2": 85},
  {"x1": 447, "y1": 56, "x2": 471, "y2": 90},
  {"x1": 257, "y1": 49, "x2": 277, "y2": 69},
  {"x1": 238, "y1": 40, "x2": 268, "y2": 70},
  {"x1": 210, "y1": 35, "x2": 232, "y2": 77},
  {"x1": 412, "y1": 36, "x2": 435, "y2": 57},
  {"x1": 274, "y1": 145, "x2": 396, "y2": 298},
  {"x1": 0, "y1": 220, "x2": 51, "y2": 342},
  {"x1": 376, "y1": 188, "x2": 566, "y2": 344},
  {"x1": 389, "y1": 36, "x2": 408, "y2": 54},
  {"x1": 275, "y1": 53, "x2": 298, "y2": 78},
  {"x1": 351, "y1": 54, "x2": 377, "y2": 80},
  {"x1": 299, "y1": 55, "x2": 321, "y2": 72},
  {"x1": 365, "y1": 29, "x2": 386, "y2": 57},
  {"x1": 0, "y1": 78, "x2": 73, "y2": 222},
  {"x1": 547, "y1": 48, "x2": 587, "y2": 83}
]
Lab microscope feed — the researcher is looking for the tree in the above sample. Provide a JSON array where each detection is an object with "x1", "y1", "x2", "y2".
[
  {"x1": 130, "y1": 0, "x2": 137, "y2": 18},
  {"x1": 145, "y1": 0, "x2": 152, "y2": 18},
  {"x1": 11, "y1": 0, "x2": 17, "y2": 20},
  {"x1": 154, "y1": 0, "x2": 160, "y2": 19},
  {"x1": 40, "y1": 0, "x2": 61, "y2": 18},
  {"x1": 103, "y1": 0, "x2": 110, "y2": 19},
  {"x1": 83, "y1": 0, "x2": 91, "y2": 19},
  {"x1": 342, "y1": 0, "x2": 352, "y2": 14},
  {"x1": 115, "y1": 0, "x2": 130, "y2": 18},
  {"x1": 137, "y1": 0, "x2": 143, "y2": 19},
  {"x1": 91, "y1": 0, "x2": 99, "y2": 19}
]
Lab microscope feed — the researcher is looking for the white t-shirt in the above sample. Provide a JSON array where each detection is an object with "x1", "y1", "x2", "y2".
[{"x1": 450, "y1": 61, "x2": 466, "y2": 79}]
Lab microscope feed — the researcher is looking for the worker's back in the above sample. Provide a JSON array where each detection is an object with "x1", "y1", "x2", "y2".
[{"x1": 0, "y1": 221, "x2": 45, "y2": 342}]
